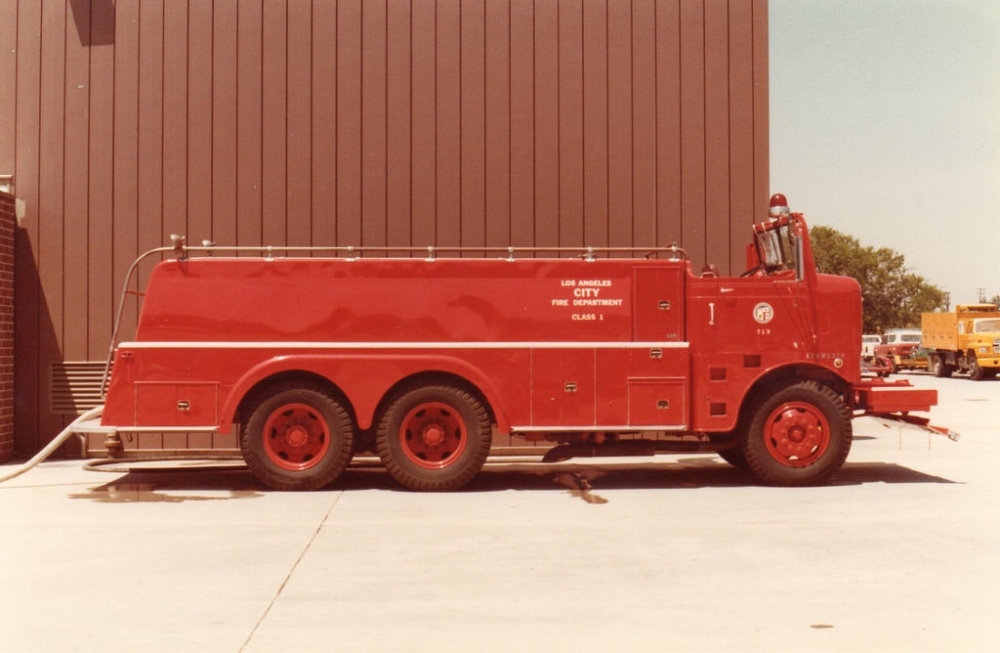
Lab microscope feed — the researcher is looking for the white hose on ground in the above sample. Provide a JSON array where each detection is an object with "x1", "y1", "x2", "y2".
[{"x1": 0, "y1": 405, "x2": 105, "y2": 484}]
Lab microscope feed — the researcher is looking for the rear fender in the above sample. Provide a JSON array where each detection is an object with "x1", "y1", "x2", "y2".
[{"x1": 222, "y1": 354, "x2": 511, "y2": 433}]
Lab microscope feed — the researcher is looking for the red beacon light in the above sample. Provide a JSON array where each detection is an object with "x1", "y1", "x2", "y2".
[{"x1": 768, "y1": 193, "x2": 790, "y2": 219}]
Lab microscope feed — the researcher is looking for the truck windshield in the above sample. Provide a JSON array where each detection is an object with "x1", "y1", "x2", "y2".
[
  {"x1": 754, "y1": 217, "x2": 799, "y2": 276},
  {"x1": 973, "y1": 319, "x2": 1000, "y2": 333}
]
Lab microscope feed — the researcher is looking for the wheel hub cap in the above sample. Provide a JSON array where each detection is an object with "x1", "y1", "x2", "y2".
[
  {"x1": 400, "y1": 402, "x2": 468, "y2": 469},
  {"x1": 286, "y1": 425, "x2": 310, "y2": 448},
  {"x1": 422, "y1": 425, "x2": 446, "y2": 447},
  {"x1": 765, "y1": 402, "x2": 830, "y2": 468},
  {"x1": 263, "y1": 404, "x2": 331, "y2": 471}
]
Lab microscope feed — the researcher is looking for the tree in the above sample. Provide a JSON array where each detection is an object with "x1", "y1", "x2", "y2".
[{"x1": 809, "y1": 226, "x2": 947, "y2": 334}]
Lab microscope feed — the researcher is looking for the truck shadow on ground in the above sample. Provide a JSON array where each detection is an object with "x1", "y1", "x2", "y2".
[
  {"x1": 70, "y1": 456, "x2": 955, "y2": 503},
  {"x1": 466, "y1": 456, "x2": 956, "y2": 497}
]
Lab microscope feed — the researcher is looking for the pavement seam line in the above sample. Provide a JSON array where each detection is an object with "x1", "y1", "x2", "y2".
[{"x1": 239, "y1": 493, "x2": 343, "y2": 652}]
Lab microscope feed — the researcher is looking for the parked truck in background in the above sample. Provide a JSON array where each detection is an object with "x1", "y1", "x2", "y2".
[
  {"x1": 875, "y1": 329, "x2": 926, "y2": 374},
  {"x1": 861, "y1": 334, "x2": 891, "y2": 377},
  {"x1": 862, "y1": 335, "x2": 882, "y2": 360},
  {"x1": 922, "y1": 305, "x2": 1000, "y2": 380},
  {"x1": 84, "y1": 194, "x2": 949, "y2": 492}
]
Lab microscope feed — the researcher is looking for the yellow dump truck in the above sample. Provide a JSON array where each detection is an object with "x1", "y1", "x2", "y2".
[{"x1": 922, "y1": 304, "x2": 1000, "y2": 380}]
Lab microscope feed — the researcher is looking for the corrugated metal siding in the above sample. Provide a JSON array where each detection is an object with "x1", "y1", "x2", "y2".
[
  {"x1": 0, "y1": 192, "x2": 14, "y2": 462},
  {"x1": 3, "y1": 0, "x2": 768, "y2": 453}
]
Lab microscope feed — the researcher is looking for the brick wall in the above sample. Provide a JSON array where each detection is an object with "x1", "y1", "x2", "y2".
[{"x1": 0, "y1": 191, "x2": 14, "y2": 462}]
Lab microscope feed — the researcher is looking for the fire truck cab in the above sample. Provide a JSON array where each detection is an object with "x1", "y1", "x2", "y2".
[{"x1": 96, "y1": 195, "x2": 942, "y2": 491}]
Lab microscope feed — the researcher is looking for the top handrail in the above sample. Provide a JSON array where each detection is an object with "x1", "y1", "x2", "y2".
[{"x1": 158, "y1": 237, "x2": 690, "y2": 262}]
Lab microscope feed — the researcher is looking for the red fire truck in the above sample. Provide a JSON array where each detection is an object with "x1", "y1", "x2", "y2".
[{"x1": 95, "y1": 195, "x2": 946, "y2": 491}]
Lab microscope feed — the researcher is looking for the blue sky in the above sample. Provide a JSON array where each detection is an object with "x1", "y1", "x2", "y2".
[{"x1": 770, "y1": 0, "x2": 1000, "y2": 305}]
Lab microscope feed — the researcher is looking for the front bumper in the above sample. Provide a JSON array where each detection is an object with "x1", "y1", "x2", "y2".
[{"x1": 853, "y1": 379, "x2": 959, "y2": 441}]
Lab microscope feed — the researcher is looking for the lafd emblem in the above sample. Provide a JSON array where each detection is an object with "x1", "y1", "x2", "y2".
[{"x1": 753, "y1": 302, "x2": 774, "y2": 325}]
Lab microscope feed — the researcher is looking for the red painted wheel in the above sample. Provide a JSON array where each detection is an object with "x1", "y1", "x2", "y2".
[
  {"x1": 397, "y1": 402, "x2": 469, "y2": 469},
  {"x1": 742, "y1": 381, "x2": 851, "y2": 486},
  {"x1": 761, "y1": 401, "x2": 830, "y2": 468},
  {"x1": 262, "y1": 403, "x2": 332, "y2": 471},
  {"x1": 376, "y1": 384, "x2": 492, "y2": 492},
  {"x1": 241, "y1": 383, "x2": 354, "y2": 491}
]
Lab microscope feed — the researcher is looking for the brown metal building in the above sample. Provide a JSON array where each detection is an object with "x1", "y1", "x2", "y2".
[{"x1": 1, "y1": 0, "x2": 769, "y2": 458}]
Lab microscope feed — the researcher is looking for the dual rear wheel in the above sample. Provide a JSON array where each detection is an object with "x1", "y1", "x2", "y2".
[
  {"x1": 240, "y1": 383, "x2": 355, "y2": 491},
  {"x1": 930, "y1": 354, "x2": 954, "y2": 378},
  {"x1": 241, "y1": 381, "x2": 492, "y2": 492},
  {"x1": 375, "y1": 384, "x2": 493, "y2": 492}
]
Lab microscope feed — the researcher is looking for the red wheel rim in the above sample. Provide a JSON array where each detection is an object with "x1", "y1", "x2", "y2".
[
  {"x1": 398, "y1": 402, "x2": 467, "y2": 469},
  {"x1": 762, "y1": 401, "x2": 830, "y2": 468},
  {"x1": 262, "y1": 403, "x2": 331, "y2": 471}
]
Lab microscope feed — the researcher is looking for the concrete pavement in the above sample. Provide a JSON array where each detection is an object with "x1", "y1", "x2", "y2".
[{"x1": 1, "y1": 373, "x2": 997, "y2": 652}]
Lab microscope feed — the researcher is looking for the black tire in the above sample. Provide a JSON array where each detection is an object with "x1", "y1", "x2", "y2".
[
  {"x1": 376, "y1": 384, "x2": 492, "y2": 492},
  {"x1": 969, "y1": 353, "x2": 987, "y2": 381},
  {"x1": 240, "y1": 383, "x2": 355, "y2": 491},
  {"x1": 741, "y1": 381, "x2": 852, "y2": 486},
  {"x1": 717, "y1": 446, "x2": 749, "y2": 470},
  {"x1": 930, "y1": 354, "x2": 952, "y2": 378}
]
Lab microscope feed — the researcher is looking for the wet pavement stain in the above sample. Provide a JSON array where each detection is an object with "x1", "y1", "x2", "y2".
[
  {"x1": 552, "y1": 471, "x2": 609, "y2": 504},
  {"x1": 70, "y1": 483, "x2": 263, "y2": 503},
  {"x1": 70, "y1": 470, "x2": 265, "y2": 503}
]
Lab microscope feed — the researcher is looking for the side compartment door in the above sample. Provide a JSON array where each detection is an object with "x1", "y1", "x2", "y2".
[
  {"x1": 626, "y1": 346, "x2": 689, "y2": 428},
  {"x1": 633, "y1": 265, "x2": 684, "y2": 342},
  {"x1": 135, "y1": 382, "x2": 220, "y2": 427},
  {"x1": 629, "y1": 266, "x2": 689, "y2": 428},
  {"x1": 530, "y1": 349, "x2": 596, "y2": 428}
]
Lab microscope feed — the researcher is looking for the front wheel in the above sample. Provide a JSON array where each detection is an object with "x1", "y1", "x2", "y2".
[
  {"x1": 969, "y1": 353, "x2": 988, "y2": 381},
  {"x1": 376, "y1": 384, "x2": 492, "y2": 491},
  {"x1": 717, "y1": 446, "x2": 749, "y2": 470},
  {"x1": 241, "y1": 383, "x2": 355, "y2": 491},
  {"x1": 741, "y1": 382, "x2": 852, "y2": 486}
]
